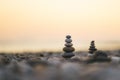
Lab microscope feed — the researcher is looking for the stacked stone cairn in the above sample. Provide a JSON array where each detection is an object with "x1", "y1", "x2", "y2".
[
  {"x1": 62, "y1": 35, "x2": 75, "y2": 59},
  {"x1": 88, "y1": 40, "x2": 97, "y2": 54},
  {"x1": 87, "y1": 41, "x2": 111, "y2": 63}
]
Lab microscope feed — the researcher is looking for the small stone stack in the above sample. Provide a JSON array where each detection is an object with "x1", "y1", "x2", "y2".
[
  {"x1": 62, "y1": 35, "x2": 75, "y2": 59},
  {"x1": 89, "y1": 41, "x2": 97, "y2": 54}
]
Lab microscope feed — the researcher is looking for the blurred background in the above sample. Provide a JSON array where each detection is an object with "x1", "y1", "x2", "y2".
[{"x1": 0, "y1": 0, "x2": 120, "y2": 52}]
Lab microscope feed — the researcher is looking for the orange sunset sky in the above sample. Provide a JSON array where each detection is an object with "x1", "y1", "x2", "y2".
[{"x1": 0, "y1": 0, "x2": 120, "y2": 52}]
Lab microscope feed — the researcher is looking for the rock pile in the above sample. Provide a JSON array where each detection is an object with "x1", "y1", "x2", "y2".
[{"x1": 62, "y1": 35, "x2": 75, "y2": 59}]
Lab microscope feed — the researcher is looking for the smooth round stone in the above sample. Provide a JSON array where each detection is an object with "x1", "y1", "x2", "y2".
[
  {"x1": 89, "y1": 46, "x2": 96, "y2": 48},
  {"x1": 48, "y1": 57, "x2": 62, "y2": 65},
  {"x1": 65, "y1": 43, "x2": 73, "y2": 47},
  {"x1": 63, "y1": 47, "x2": 75, "y2": 52},
  {"x1": 62, "y1": 52, "x2": 75, "y2": 58},
  {"x1": 66, "y1": 35, "x2": 71, "y2": 39},
  {"x1": 89, "y1": 46, "x2": 97, "y2": 54},
  {"x1": 111, "y1": 56, "x2": 120, "y2": 64},
  {"x1": 65, "y1": 39, "x2": 72, "y2": 43},
  {"x1": 89, "y1": 47, "x2": 97, "y2": 51},
  {"x1": 88, "y1": 53, "x2": 94, "y2": 57},
  {"x1": 90, "y1": 41, "x2": 95, "y2": 45},
  {"x1": 94, "y1": 51, "x2": 108, "y2": 58},
  {"x1": 91, "y1": 41, "x2": 95, "y2": 44}
]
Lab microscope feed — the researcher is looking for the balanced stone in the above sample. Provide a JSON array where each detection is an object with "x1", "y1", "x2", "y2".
[
  {"x1": 65, "y1": 38, "x2": 72, "y2": 43},
  {"x1": 62, "y1": 35, "x2": 75, "y2": 59},
  {"x1": 63, "y1": 47, "x2": 75, "y2": 52},
  {"x1": 65, "y1": 43, "x2": 73, "y2": 47},
  {"x1": 66, "y1": 35, "x2": 71, "y2": 38},
  {"x1": 89, "y1": 40, "x2": 97, "y2": 54}
]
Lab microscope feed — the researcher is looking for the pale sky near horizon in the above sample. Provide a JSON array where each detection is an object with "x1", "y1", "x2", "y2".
[{"x1": 0, "y1": 0, "x2": 120, "y2": 52}]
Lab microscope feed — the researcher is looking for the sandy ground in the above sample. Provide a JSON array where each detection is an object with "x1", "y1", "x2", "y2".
[{"x1": 0, "y1": 50, "x2": 120, "y2": 80}]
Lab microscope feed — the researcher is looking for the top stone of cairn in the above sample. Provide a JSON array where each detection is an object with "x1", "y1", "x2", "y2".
[
  {"x1": 66, "y1": 35, "x2": 71, "y2": 39},
  {"x1": 65, "y1": 35, "x2": 72, "y2": 43}
]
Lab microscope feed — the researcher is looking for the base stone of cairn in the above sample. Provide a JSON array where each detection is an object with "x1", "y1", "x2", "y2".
[{"x1": 62, "y1": 35, "x2": 75, "y2": 59}]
